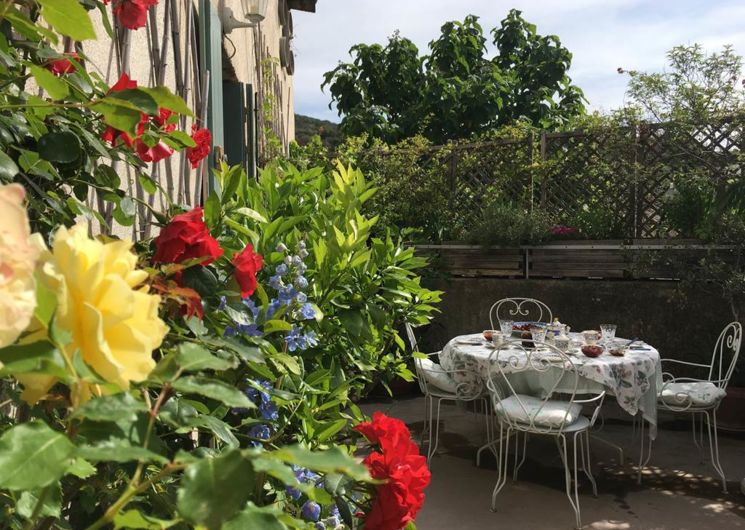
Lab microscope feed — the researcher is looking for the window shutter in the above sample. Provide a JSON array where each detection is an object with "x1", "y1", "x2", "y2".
[{"x1": 199, "y1": 0, "x2": 224, "y2": 192}]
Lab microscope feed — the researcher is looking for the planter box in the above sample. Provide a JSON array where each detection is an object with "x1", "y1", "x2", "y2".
[{"x1": 416, "y1": 240, "x2": 736, "y2": 281}]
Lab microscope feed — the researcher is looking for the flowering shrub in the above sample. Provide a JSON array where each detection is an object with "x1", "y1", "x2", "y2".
[{"x1": 0, "y1": 4, "x2": 437, "y2": 529}]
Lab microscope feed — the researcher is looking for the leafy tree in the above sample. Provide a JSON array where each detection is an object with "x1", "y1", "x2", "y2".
[
  {"x1": 323, "y1": 10, "x2": 586, "y2": 143},
  {"x1": 621, "y1": 44, "x2": 745, "y2": 123}
]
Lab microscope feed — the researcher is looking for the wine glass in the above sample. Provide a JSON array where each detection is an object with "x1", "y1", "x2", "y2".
[
  {"x1": 600, "y1": 324, "x2": 617, "y2": 347},
  {"x1": 530, "y1": 325, "x2": 547, "y2": 348},
  {"x1": 499, "y1": 319, "x2": 514, "y2": 337}
]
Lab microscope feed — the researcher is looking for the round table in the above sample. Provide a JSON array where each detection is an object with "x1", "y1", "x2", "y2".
[{"x1": 440, "y1": 333, "x2": 663, "y2": 438}]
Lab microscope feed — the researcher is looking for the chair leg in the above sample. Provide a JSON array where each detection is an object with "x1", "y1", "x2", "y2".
[
  {"x1": 704, "y1": 410, "x2": 727, "y2": 493},
  {"x1": 581, "y1": 431, "x2": 598, "y2": 497},
  {"x1": 513, "y1": 432, "x2": 528, "y2": 481},
  {"x1": 491, "y1": 425, "x2": 511, "y2": 512},
  {"x1": 420, "y1": 395, "x2": 431, "y2": 449},
  {"x1": 558, "y1": 434, "x2": 581, "y2": 529},
  {"x1": 427, "y1": 398, "x2": 444, "y2": 465}
]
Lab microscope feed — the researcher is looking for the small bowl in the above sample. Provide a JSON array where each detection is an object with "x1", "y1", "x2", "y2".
[
  {"x1": 483, "y1": 330, "x2": 498, "y2": 341},
  {"x1": 581, "y1": 345, "x2": 603, "y2": 358},
  {"x1": 610, "y1": 347, "x2": 627, "y2": 357}
]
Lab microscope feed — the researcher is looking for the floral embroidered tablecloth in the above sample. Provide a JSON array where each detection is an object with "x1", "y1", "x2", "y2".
[{"x1": 440, "y1": 333, "x2": 663, "y2": 438}]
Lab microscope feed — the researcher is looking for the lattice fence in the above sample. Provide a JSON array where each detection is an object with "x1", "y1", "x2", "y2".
[{"x1": 355, "y1": 116, "x2": 745, "y2": 239}]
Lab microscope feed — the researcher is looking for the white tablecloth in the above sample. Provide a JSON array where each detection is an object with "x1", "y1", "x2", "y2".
[{"x1": 440, "y1": 333, "x2": 662, "y2": 439}]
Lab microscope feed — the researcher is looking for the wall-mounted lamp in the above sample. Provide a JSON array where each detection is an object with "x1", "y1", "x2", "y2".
[{"x1": 241, "y1": 0, "x2": 269, "y2": 24}]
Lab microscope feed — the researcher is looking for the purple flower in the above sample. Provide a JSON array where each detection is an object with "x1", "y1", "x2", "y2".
[
  {"x1": 275, "y1": 263, "x2": 289, "y2": 276},
  {"x1": 245, "y1": 379, "x2": 272, "y2": 404},
  {"x1": 218, "y1": 295, "x2": 227, "y2": 310},
  {"x1": 259, "y1": 400, "x2": 278, "y2": 421},
  {"x1": 294, "y1": 276, "x2": 309, "y2": 290},
  {"x1": 304, "y1": 330, "x2": 318, "y2": 348},
  {"x1": 237, "y1": 323, "x2": 263, "y2": 337},
  {"x1": 267, "y1": 298, "x2": 281, "y2": 319},
  {"x1": 291, "y1": 255, "x2": 303, "y2": 267},
  {"x1": 247, "y1": 424, "x2": 271, "y2": 447},
  {"x1": 286, "y1": 485, "x2": 302, "y2": 501},
  {"x1": 301, "y1": 501, "x2": 321, "y2": 522},
  {"x1": 296, "y1": 292, "x2": 308, "y2": 304},
  {"x1": 224, "y1": 326, "x2": 236, "y2": 338},
  {"x1": 242, "y1": 297, "x2": 259, "y2": 319},
  {"x1": 279, "y1": 286, "x2": 298, "y2": 305},
  {"x1": 269, "y1": 275, "x2": 283, "y2": 290},
  {"x1": 299, "y1": 303, "x2": 315, "y2": 320}
]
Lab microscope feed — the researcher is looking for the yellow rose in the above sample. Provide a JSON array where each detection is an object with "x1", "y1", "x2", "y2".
[
  {"x1": 0, "y1": 183, "x2": 40, "y2": 348},
  {"x1": 18, "y1": 223, "x2": 168, "y2": 404}
]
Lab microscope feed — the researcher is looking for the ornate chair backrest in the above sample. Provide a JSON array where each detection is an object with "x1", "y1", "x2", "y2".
[
  {"x1": 486, "y1": 341, "x2": 581, "y2": 435},
  {"x1": 708, "y1": 321, "x2": 742, "y2": 390},
  {"x1": 406, "y1": 323, "x2": 429, "y2": 395},
  {"x1": 489, "y1": 298, "x2": 553, "y2": 330}
]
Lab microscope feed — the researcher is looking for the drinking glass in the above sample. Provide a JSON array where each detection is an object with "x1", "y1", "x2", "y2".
[
  {"x1": 499, "y1": 319, "x2": 514, "y2": 337},
  {"x1": 600, "y1": 324, "x2": 617, "y2": 346},
  {"x1": 530, "y1": 325, "x2": 547, "y2": 347}
]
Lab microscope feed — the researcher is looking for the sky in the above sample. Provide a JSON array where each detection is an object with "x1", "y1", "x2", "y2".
[{"x1": 290, "y1": 0, "x2": 745, "y2": 122}]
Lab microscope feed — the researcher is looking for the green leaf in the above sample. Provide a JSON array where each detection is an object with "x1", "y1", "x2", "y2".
[
  {"x1": 38, "y1": 131, "x2": 82, "y2": 163},
  {"x1": 263, "y1": 319, "x2": 293, "y2": 333},
  {"x1": 0, "y1": 340, "x2": 66, "y2": 378},
  {"x1": 172, "y1": 376, "x2": 255, "y2": 409},
  {"x1": 222, "y1": 504, "x2": 291, "y2": 530},
  {"x1": 92, "y1": 98, "x2": 144, "y2": 136},
  {"x1": 67, "y1": 457, "x2": 97, "y2": 479},
  {"x1": 204, "y1": 191, "x2": 221, "y2": 227},
  {"x1": 17, "y1": 484, "x2": 62, "y2": 519},
  {"x1": 114, "y1": 509, "x2": 178, "y2": 529},
  {"x1": 29, "y1": 64, "x2": 69, "y2": 100},
  {"x1": 33, "y1": 276, "x2": 56, "y2": 327},
  {"x1": 181, "y1": 266, "x2": 219, "y2": 298},
  {"x1": 38, "y1": 0, "x2": 96, "y2": 40},
  {"x1": 188, "y1": 415, "x2": 239, "y2": 448},
  {"x1": 0, "y1": 422, "x2": 75, "y2": 491},
  {"x1": 139, "y1": 87, "x2": 193, "y2": 116},
  {"x1": 234, "y1": 207, "x2": 268, "y2": 224},
  {"x1": 6, "y1": 9, "x2": 58, "y2": 44},
  {"x1": 0, "y1": 150, "x2": 19, "y2": 179},
  {"x1": 316, "y1": 419, "x2": 348, "y2": 442},
  {"x1": 269, "y1": 445, "x2": 371, "y2": 481},
  {"x1": 138, "y1": 173, "x2": 159, "y2": 194},
  {"x1": 78, "y1": 438, "x2": 168, "y2": 464},
  {"x1": 71, "y1": 392, "x2": 149, "y2": 423},
  {"x1": 109, "y1": 88, "x2": 158, "y2": 115},
  {"x1": 166, "y1": 130, "x2": 197, "y2": 148},
  {"x1": 177, "y1": 450, "x2": 254, "y2": 529},
  {"x1": 175, "y1": 343, "x2": 235, "y2": 372}
]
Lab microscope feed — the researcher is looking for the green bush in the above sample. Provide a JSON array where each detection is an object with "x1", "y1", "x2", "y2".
[{"x1": 466, "y1": 202, "x2": 552, "y2": 246}]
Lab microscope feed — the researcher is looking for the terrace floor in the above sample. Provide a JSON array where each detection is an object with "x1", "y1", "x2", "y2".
[{"x1": 362, "y1": 395, "x2": 745, "y2": 530}]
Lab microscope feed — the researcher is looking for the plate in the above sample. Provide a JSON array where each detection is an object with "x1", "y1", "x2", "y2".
[{"x1": 456, "y1": 338, "x2": 484, "y2": 346}]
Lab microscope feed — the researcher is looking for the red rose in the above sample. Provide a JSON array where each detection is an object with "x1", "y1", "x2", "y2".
[
  {"x1": 187, "y1": 124, "x2": 211, "y2": 169},
  {"x1": 233, "y1": 244, "x2": 263, "y2": 298},
  {"x1": 46, "y1": 53, "x2": 78, "y2": 76},
  {"x1": 153, "y1": 207, "x2": 223, "y2": 265},
  {"x1": 356, "y1": 412, "x2": 431, "y2": 530},
  {"x1": 112, "y1": 0, "x2": 159, "y2": 30},
  {"x1": 109, "y1": 72, "x2": 137, "y2": 93},
  {"x1": 135, "y1": 139, "x2": 174, "y2": 163},
  {"x1": 101, "y1": 73, "x2": 143, "y2": 147}
]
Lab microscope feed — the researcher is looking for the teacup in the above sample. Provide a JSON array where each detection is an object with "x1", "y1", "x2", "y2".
[
  {"x1": 582, "y1": 330, "x2": 600, "y2": 345},
  {"x1": 491, "y1": 331, "x2": 504, "y2": 348},
  {"x1": 483, "y1": 329, "x2": 498, "y2": 342}
]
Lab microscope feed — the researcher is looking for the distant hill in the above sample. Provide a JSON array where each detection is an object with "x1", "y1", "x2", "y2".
[{"x1": 294, "y1": 114, "x2": 342, "y2": 149}]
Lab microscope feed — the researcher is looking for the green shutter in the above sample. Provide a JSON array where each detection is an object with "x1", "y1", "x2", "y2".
[
  {"x1": 223, "y1": 81, "x2": 246, "y2": 167},
  {"x1": 199, "y1": 0, "x2": 224, "y2": 192}
]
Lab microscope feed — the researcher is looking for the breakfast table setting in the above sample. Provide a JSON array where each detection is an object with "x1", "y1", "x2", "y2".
[{"x1": 439, "y1": 321, "x2": 663, "y2": 439}]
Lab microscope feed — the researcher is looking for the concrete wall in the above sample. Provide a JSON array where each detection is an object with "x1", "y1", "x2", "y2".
[{"x1": 421, "y1": 277, "x2": 745, "y2": 385}]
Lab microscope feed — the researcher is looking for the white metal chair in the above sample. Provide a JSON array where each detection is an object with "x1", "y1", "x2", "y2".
[
  {"x1": 487, "y1": 340, "x2": 605, "y2": 529},
  {"x1": 406, "y1": 323, "x2": 487, "y2": 466},
  {"x1": 647, "y1": 321, "x2": 742, "y2": 492},
  {"x1": 489, "y1": 297, "x2": 553, "y2": 330}
]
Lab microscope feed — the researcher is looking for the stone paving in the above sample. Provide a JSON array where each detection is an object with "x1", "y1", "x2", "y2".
[{"x1": 362, "y1": 396, "x2": 745, "y2": 530}]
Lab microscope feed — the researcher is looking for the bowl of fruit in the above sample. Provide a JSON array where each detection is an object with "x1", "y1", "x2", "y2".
[
  {"x1": 512, "y1": 321, "x2": 536, "y2": 337},
  {"x1": 581, "y1": 345, "x2": 603, "y2": 358}
]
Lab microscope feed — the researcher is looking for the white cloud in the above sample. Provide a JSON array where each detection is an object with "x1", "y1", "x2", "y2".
[{"x1": 292, "y1": 0, "x2": 745, "y2": 121}]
